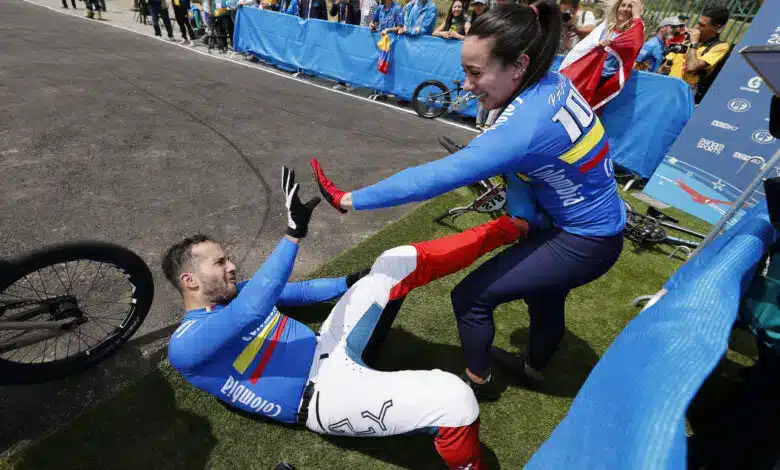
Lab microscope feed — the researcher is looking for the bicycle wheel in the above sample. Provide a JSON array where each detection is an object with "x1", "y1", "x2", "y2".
[
  {"x1": 412, "y1": 80, "x2": 451, "y2": 119},
  {"x1": 0, "y1": 241, "x2": 154, "y2": 385}
]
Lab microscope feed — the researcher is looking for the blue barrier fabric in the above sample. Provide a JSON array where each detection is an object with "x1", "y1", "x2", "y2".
[
  {"x1": 526, "y1": 204, "x2": 776, "y2": 470},
  {"x1": 233, "y1": 7, "x2": 692, "y2": 179}
]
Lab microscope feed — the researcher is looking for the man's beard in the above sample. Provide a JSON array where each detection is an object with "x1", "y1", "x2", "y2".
[{"x1": 202, "y1": 278, "x2": 238, "y2": 305}]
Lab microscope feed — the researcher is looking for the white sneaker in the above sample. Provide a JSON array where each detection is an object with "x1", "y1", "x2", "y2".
[{"x1": 332, "y1": 84, "x2": 347, "y2": 91}]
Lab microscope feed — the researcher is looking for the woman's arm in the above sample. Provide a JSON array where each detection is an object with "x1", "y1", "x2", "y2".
[
  {"x1": 313, "y1": 118, "x2": 538, "y2": 212},
  {"x1": 432, "y1": 22, "x2": 447, "y2": 37}
]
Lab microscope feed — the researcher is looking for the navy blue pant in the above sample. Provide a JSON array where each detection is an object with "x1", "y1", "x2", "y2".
[{"x1": 451, "y1": 227, "x2": 623, "y2": 376}]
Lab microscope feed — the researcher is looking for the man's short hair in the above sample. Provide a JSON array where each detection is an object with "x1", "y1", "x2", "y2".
[
  {"x1": 161, "y1": 234, "x2": 217, "y2": 292},
  {"x1": 560, "y1": 0, "x2": 579, "y2": 8},
  {"x1": 702, "y1": 6, "x2": 730, "y2": 28}
]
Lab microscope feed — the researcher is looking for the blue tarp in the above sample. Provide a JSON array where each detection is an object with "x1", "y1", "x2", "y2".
[
  {"x1": 527, "y1": 203, "x2": 776, "y2": 470},
  {"x1": 234, "y1": 8, "x2": 693, "y2": 177}
]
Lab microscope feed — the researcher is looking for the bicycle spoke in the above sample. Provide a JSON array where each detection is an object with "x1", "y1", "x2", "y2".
[
  {"x1": 76, "y1": 262, "x2": 105, "y2": 309},
  {"x1": 40, "y1": 337, "x2": 49, "y2": 364},
  {"x1": 22, "y1": 275, "x2": 44, "y2": 301},
  {"x1": 79, "y1": 297, "x2": 135, "y2": 310},
  {"x1": 85, "y1": 312, "x2": 113, "y2": 338},
  {"x1": 66, "y1": 328, "x2": 73, "y2": 358},
  {"x1": 65, "y1": 260, "x2": 82, "y2": 294},
  {"x1": 51, "y1": 263, "x2": 71, "y2": 295},
  {"x1": 36, "y1": 269, "x2": 51, "y2": 299},
  {"x1": 90, "y1": 316, "x2": 122, "y2": 331}
]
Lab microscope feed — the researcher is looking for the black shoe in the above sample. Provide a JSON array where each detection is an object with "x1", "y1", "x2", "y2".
[
  {"x1": 459, "y1": 371, "x2": 502, "y2": 402},
  {"x1": 491, "y1": 347, "x2": 543, "y2": 390},
  {"x1": 274, "y1": 463, "x2": 296, "y2": 470}
]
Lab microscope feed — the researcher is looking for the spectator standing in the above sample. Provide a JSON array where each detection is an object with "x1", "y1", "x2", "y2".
[
  {"x1": 433, "y1": 0, "x2": 467, "y2": 40},
  {"x1": 665, "y1": 14, "x2": 688, "y2": 48},
  {"x1": 280, "y1": 0, "x2": 298, "y2": 14},
  {"x1": 172, "y1": 0, "x2": 197, "y2": 45},
  {"x1": 557, "y1": 0, "x2": 596, "y2": 56},
  {"x1": 360, "y1": 0, "x2": 379, "y2": 27},
  {"x1": 62, "y1": 0, "x2": 77, "y2": 9},
  {"x1": 294, "y1": 0, "x2": 328, "y2": 19},
  {"x1": 369, "y1": 0, "x2": 403, "y2": 33},
  {"x1": 400, "y1": 0, "x2": 437, "y2": 35},
  {"x1": 204, "y1": 0, "x2": 234, "y2": 48},
  {"x1": 330, "y1": 0, "x2": 359, "y2": 24},
  {"x1": 465, "y1": 0, "x2": 487, "y2": 35},
  {"x1": 659, "y1": 7, "x2": 731, "y2": 103},
  {"x1": 596, "y1": 0, "x2": 643, "y2": 82},
  {"x1": 633, "y1": 16, "x2": 676, "y2": 72},
  {"x1": 148, "y1": 0, "x2": 176, "y2": 38}
]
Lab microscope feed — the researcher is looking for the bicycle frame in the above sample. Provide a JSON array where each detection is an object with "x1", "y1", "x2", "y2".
[{"x1": 0, "y1": 297, "x2": 85, "y2": 353}]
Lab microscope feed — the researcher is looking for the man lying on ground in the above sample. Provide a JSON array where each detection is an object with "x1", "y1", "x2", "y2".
[{"x1": 162, "y1": 167, "x2": 530, "y2": 469}]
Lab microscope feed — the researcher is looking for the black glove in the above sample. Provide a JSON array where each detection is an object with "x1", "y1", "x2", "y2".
[
  {"x1": 345, "y1": 267, "x2": 371, "y2": 288},
  {"x1": 282, "y1": 166, "x2": 321, "y2": 239}
]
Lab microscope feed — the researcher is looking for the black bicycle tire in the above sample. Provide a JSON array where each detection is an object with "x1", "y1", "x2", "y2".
[
  {"x1": 412, "y1": 80, "x2": 451, "y2": 119},
  {"x1": 0, "y1": 241, "x2": 154, "y2": 385}
]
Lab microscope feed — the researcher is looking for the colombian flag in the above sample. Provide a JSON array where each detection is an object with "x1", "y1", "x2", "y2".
[
  {"x1": 559, "y1": 18, "x2": 644, "y2": 112},
  {"x1": 232, "y1": 310, "x2": 289, "y2": 384},
  {"x1": 377, "y1": 34, "x2": 391, "y2": 75}
]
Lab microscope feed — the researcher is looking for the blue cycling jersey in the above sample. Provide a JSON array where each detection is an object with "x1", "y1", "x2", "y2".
[
  {"x1": 352, "y1": 71, "x2": 626, "y2": 237},
  {"x1": 168, "y1": 238, "x2": 348, "y2": 424},
  {"x1": 636, "y1": 36, "x2": 664, "y2": 72}
]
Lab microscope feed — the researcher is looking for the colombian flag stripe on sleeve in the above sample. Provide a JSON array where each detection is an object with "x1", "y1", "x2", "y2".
[
  {"x1": 233, "y1": 311, "x2": 280, "y2": 374},
  {"x1": 578, "y1": 141, "x2": 610, "y2": 174},
  {"x1": 558, "y1": 120, "x2": 605, "y2": 164},
  {"x1": 249, "y1": 315, "x2": 289, "y2": 384}
]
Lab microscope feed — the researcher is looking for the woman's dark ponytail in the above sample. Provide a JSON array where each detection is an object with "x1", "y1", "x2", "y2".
[
  {"x1": 467, "y1": 1, "x2": 562, "y2": 93},
  {"x1": 524, "y1": 1, "x2": 562, "y2": 90}
]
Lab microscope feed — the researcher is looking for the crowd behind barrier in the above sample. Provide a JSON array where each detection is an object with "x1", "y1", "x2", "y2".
[
  {"x1": 233, "y1": 7, "x2": 694, "y2": 179},
  {"x1": 527, "y1": 201, "x2": 777, "y2": 470}
]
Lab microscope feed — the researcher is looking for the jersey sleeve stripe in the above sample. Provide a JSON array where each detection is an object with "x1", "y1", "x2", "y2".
[
  {"x1": 233, "y1": 310, "x2": 281, "y2": 374},
  {"x1": 558, "y1": 120, "x2": 605, "y2": 164},
  {"x1": 249, "y1": 315, "x2": 290, "y2": 383},
  {"x1": 578, "y1": 141, "x2": 610, "y2": 174}
]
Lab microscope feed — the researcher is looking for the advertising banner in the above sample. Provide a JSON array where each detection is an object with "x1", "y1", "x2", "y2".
[{"x1": 643, "y1": 4, "x2": 780, "y2": 224}]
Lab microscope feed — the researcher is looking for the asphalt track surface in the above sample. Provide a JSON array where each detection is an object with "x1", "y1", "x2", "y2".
[{"x1": 0, "y1": 0, "x2": 474, "y2": 454}]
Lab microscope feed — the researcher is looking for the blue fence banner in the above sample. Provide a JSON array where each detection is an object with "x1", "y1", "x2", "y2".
[
  {"x1": 527, "y1": 202, "x2": 775, "y2": 470},
  {"x1": 643, "y1": 2, "x2": 780, "y2": 224},
  {"x1": 234, "y1": 7, "x2": 693, "y2": 179}
]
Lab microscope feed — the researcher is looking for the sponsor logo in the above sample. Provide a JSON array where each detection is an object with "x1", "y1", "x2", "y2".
[
  {"x1": 752, "y1": 130, "x2": 776, "y2": 144},
  {"x1": 739, "y1": 76, "x2": 763, "y2": 93},
  {"x1": 528, "y1": 164, "x2": 584, "y2": 207},
  {"x1": 241, "y1": 307, "x2": 278, "y2": 341},
  {"x1": 727, "y1": 98, "x2": 750, "y2": 113},
  {"x1": 711, "y1": 120, "x2": 738, "y2": 132},
  {"x1": 696, "y1": 138, "x2": 725, "y2": 155},
  {"x1": 733, "y1": 151, "x2": 766, "y2": 167},
  {"x1": 220, "y1": 376, "x2": 282, "y2": 417}
]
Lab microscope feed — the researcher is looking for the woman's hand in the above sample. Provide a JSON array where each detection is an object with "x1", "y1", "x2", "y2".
[{"x1": 598, "y1": 39, "x2": 612, "y2": 48}]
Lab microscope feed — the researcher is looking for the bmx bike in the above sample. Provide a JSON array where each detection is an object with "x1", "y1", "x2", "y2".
[
  {"x1": 623, "y1": 201, "x2": 706, "y2": 259},
  {"x1": 412, "y1": 79, "x2": 478, "y2": 119},
  {"x1": 0, "y1": 241, "x2": 154, "y2": 385}
]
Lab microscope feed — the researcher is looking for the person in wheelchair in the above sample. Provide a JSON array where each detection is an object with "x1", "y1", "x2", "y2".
[{"x1": 164, "y1": 167, "x2": 532, "y2": 469}]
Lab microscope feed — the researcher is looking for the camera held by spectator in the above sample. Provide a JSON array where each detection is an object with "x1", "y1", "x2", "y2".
[{"x1": 658, "y1": 6, "x2": 731, "y2": 103}]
